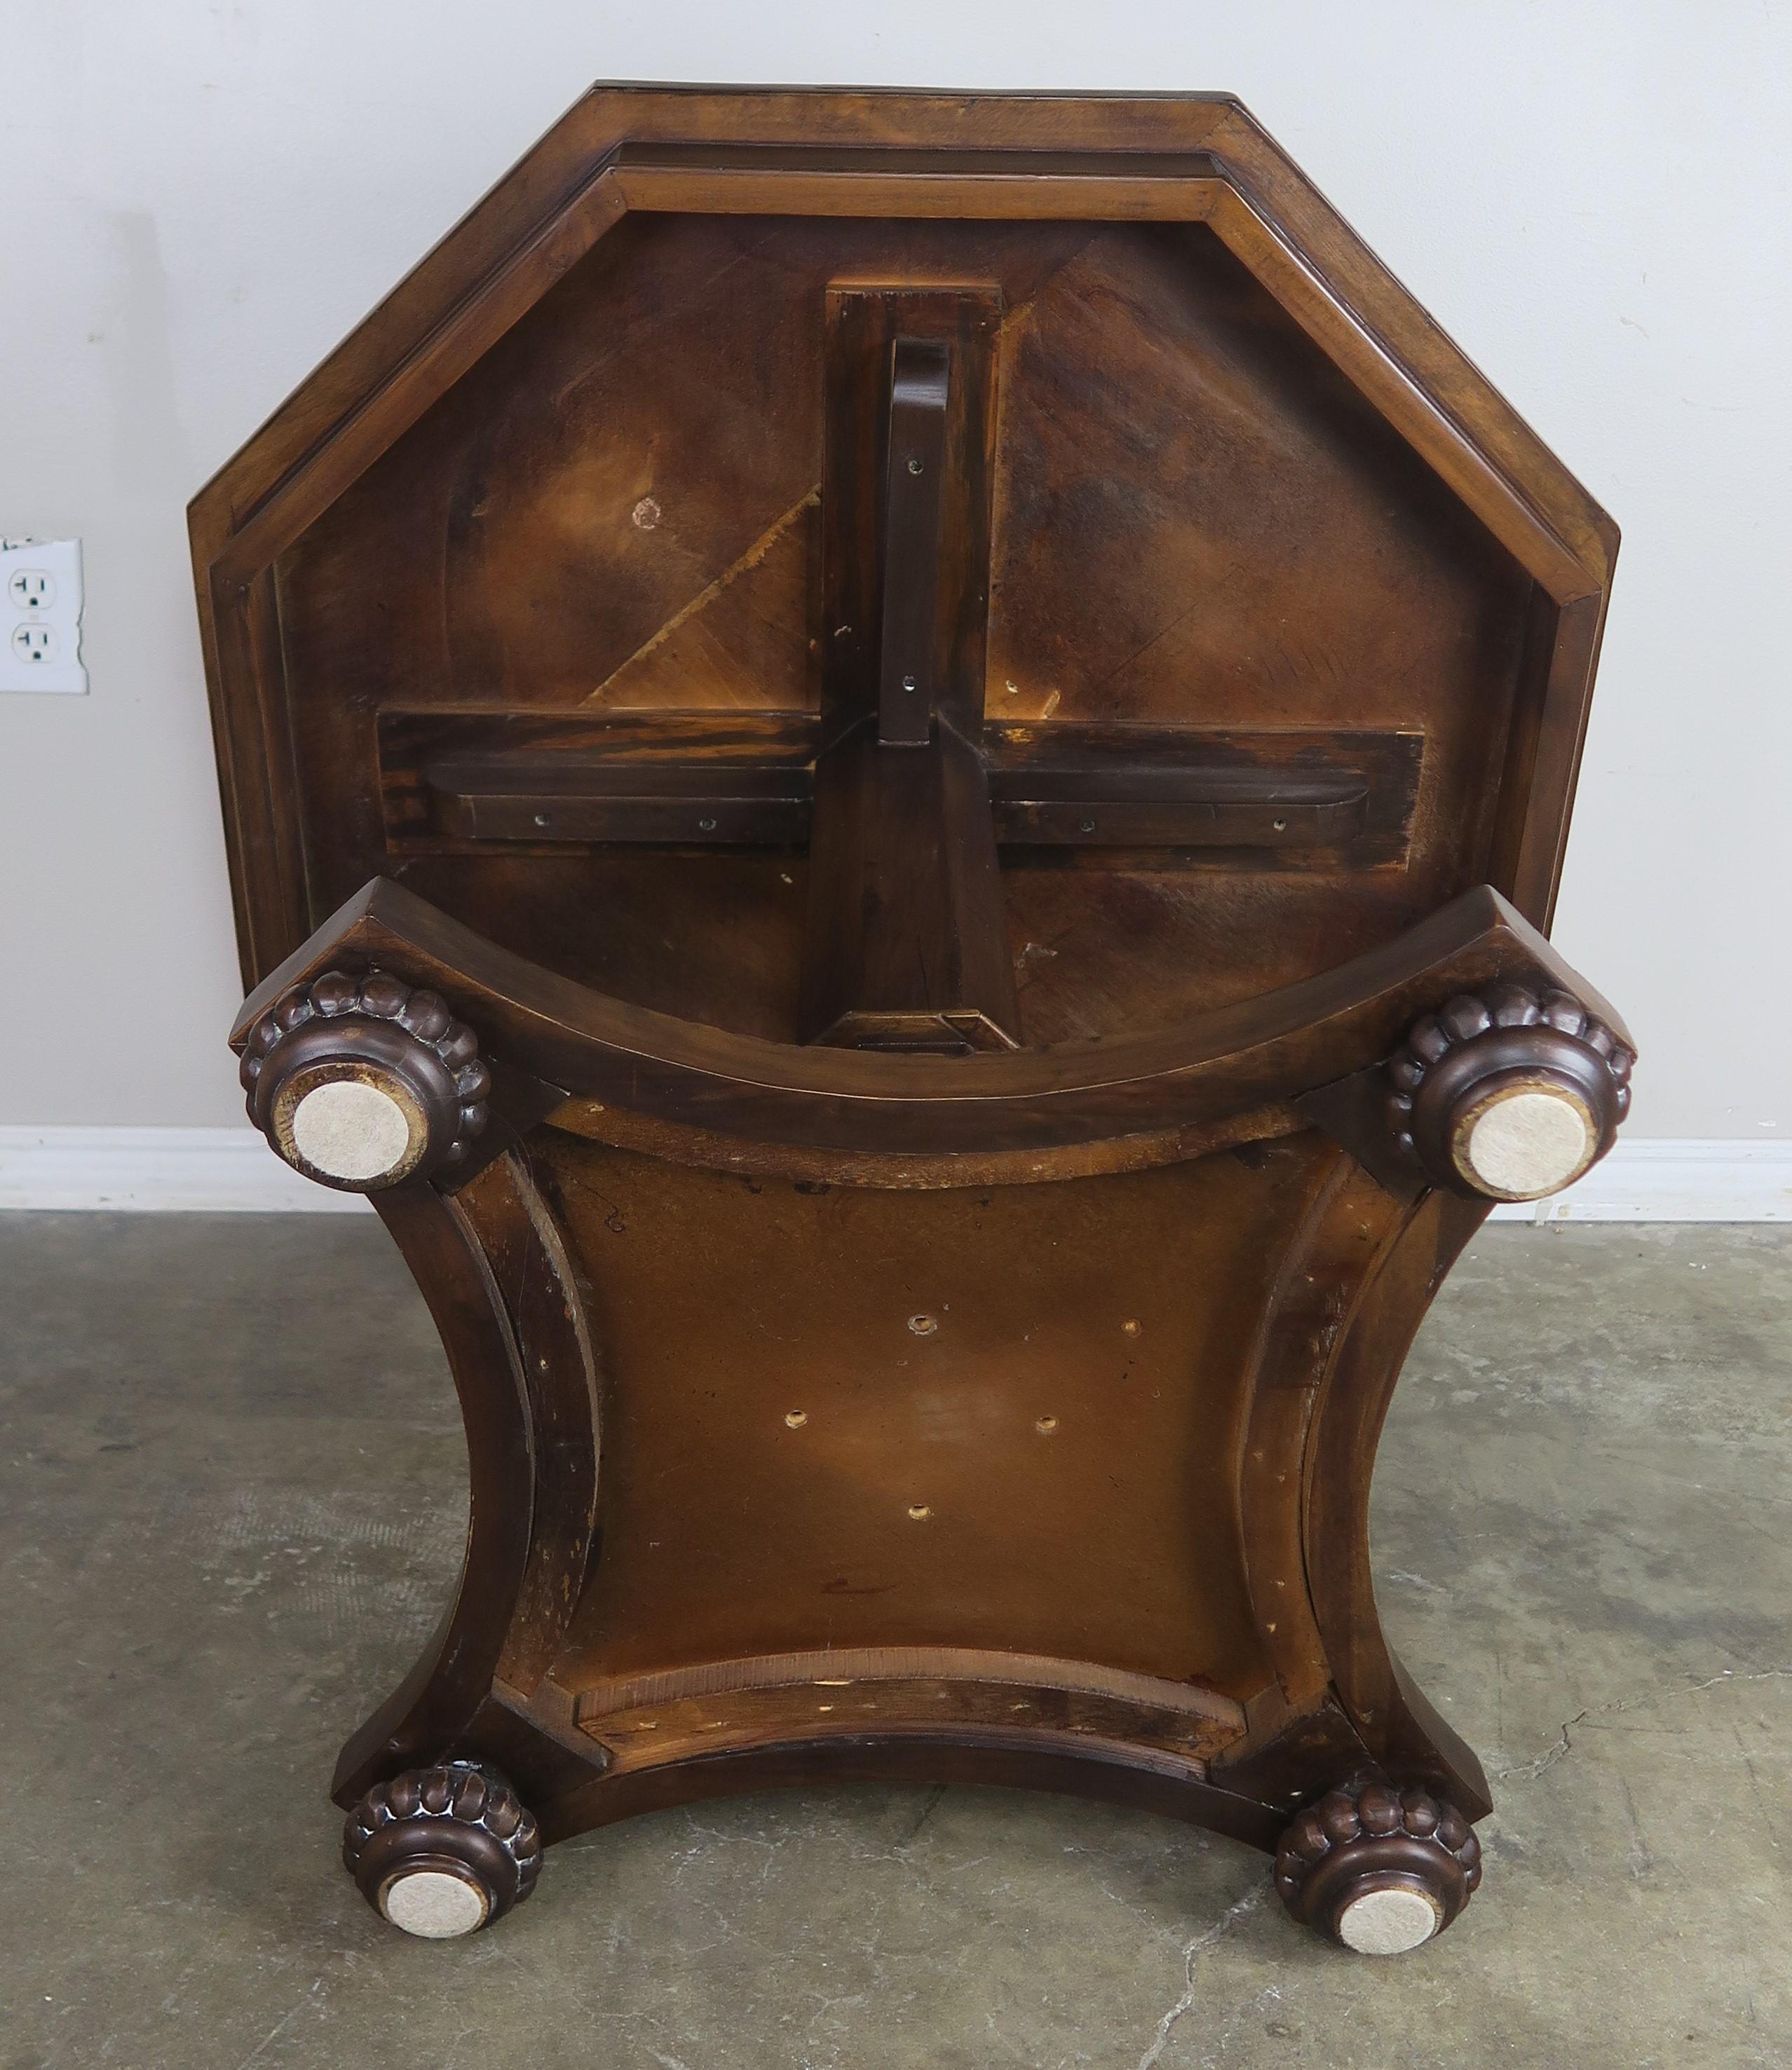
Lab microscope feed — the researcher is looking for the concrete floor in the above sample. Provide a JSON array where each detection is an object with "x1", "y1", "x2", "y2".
[{"x1": 0, "y1": 1214, "x2": 1786, "y2": 2069}]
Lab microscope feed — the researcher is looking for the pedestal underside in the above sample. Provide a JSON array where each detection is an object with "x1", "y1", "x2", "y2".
[
  {"x1": 384, "y1": 1125, "x2": 1413, "y2": 1825},
  {"x1": 552, "y1": 1137, "x2": 1324, "y2": 1751}
]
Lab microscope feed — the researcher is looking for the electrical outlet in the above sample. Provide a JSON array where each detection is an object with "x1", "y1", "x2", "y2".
[{"x1": 1, "y1": 536, "x2": 88, "y2": 693}]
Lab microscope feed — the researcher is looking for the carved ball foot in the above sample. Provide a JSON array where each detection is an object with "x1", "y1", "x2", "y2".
[
  {"x1": 239, "y1": 971, "x2": 489, "y2": 1191},
  {"x1": 1274, "y1": 1778, "x2": 1481, "y2": 1954},
  {"x1": 343, "y1": 1763, "x2": 542, "y2": 1938},
  {"x1": 1386, "y1": 983, "x2": 1634, "y2": 1201}
]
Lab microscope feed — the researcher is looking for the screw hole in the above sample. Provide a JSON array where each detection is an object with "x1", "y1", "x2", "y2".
[
  {"x1": 907, "y1": 1313, "x2": 938, "y2": 1337},
  {"x1": 785, "y1": 1410, "x2": 807, "y2": 1429},
  {"x1": 1035, "y1": 1415, "x2": 1059, "y2": 1436},
  {"x1": 907, "y1": 1503, "x2": 932, "y2": 1520}
]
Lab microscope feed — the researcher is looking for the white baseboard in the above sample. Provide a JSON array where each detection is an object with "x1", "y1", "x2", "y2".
[
  {"x1": 1486, "y1": 1137, "x2": 1791, "y2": 1223},
  {"x1": 0, "y1": 1126, "x2": 369, "y2": 1213},
  {"x1": 0, "y1": 1127, "x2": 1786, "y2": 1221}
]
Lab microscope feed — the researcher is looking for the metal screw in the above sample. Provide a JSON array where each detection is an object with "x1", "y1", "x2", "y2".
[
  {"x1": 1080, "y1": 818, "x2": 1097, "y2": 835},
  {"x1": 533, "y1": 814, "x2": 549, "y2": 828},
  {"x1": 907, "y1": 456, "x2": 924, "y2": 475},
  {"x1": 698, "y1": 817, "x2": 718, "y2": 832},
  {"x1": 902, "y1": 674, "x2": 916, "y2": 693}
]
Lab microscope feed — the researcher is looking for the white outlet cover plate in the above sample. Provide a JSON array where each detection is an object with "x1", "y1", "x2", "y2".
[{"x1": 1, "y1": 537, "x2": 88, "y2": 694}]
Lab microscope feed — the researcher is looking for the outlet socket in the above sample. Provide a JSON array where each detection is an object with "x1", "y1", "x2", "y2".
[{"x1": 1, "y1": 537, "x2": 88, "y2": 694}]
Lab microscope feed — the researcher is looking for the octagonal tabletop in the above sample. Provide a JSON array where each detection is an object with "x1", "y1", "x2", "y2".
[{"x1": 191, "y1": 87, "x2": 1615, "y2": 1051}]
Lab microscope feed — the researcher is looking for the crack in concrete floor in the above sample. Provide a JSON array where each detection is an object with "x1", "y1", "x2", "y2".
[
  {"x1": 1491, "y1": 1666, "x2": 1792, "y2": 1781},
  {"x1": 1135, "y1": 1888, "x2": 1270, "y2": 2070}
]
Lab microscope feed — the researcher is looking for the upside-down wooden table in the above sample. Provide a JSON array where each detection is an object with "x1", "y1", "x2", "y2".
[{"x1": 191, "y1": 86, "x2": 1632, "y2": 1956}]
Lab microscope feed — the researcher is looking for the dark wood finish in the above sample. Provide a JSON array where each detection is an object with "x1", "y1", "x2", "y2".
[
  {"x1": 231, "y1": 875, "x2": 1627, "y2": 1183},
  {"x1": 538, "y1": 1733, "x2": 1288, "y2": 1854},
  {"x1": 239, "y1": 969, "x2": 490, "y2": 1189},
  {"x1": 1384, "y1": 983, "x2": 1634, "y2": 1197},
  {"x1": 802, "y1": 284, "x2": 1017, "y2": 1049},
  {"x1": 227, "y1": 866, "x2": 1629, "y2": 1871},
  {"x1": 343, "y1": 1764, "x2": 543, "y2": 1934},
  {"x1": 191, "y1": 86, "x2": 1631, "y2": 1947},
  {"x1": 800, "y1": 720, "x2": 1020, "y2": 1049},
  {"x1": 381, "y1": 709, "x2": 1424, "y2": 868},
  {"x1": 388, "y1": 711, "x2": 817, "y2": 847},
  {"x1": 876, "y1": 335, "x2": 953, "y2": 749},
  {"x1": 1298, "y1": 982, "x2": 1634, "y2": 1206},
  {"x1": 192, "y1": 89, "x2": 1615, "y2": 1043},
  {"x1": 1274, "y1": 1776, "x2": 1482, "y2": 1949}
]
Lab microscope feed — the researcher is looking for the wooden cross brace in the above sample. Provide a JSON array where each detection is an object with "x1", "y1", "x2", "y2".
[{"x1": 378, "y1": 286, "x2": 1423, "y2": 1054}]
